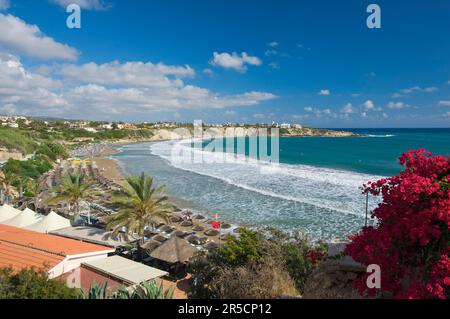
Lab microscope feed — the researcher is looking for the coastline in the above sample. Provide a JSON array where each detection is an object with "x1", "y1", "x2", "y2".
[{"x1": 91, "y1": 147, "x2": 240, "y2": 245}]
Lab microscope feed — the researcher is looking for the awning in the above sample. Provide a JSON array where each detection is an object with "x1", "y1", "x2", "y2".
[
  {"x1": 81, "y1": 255, "x2": 168, "y2": 285},
  {"x1": 26, "y1": 211, "x2": 72, "y2": 233},
  {"x1": 2, "y1": 208, "x2": 43, "y2": 227},
  {"x1": 50, "y1": 226, "x2": 140, "y2": 248},
  {"x1": 0, "y1": 205, "x2": 21, "y2": 223}
]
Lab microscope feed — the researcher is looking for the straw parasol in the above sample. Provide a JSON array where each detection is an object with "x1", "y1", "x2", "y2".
[
  {"x1": 153, "y1": 235, "x2": 168, "y2": 243},
  {"x1": 233, "y1": 227, "x2": 245, "y2": 233},
  {"x1": 173, "y1": 230, "x2": 187, "y2": 238},
  {"x1": 170, "y1": 216, "x2": 183, "y2": 223},
  {"x1": 194, "y1": 214, "x2": 205, "y2": 220},
  {"x1": 204, "y1": 229, "x2": 219, "y2": 237},
  {"x1": 192, "y1": 225, "x2": 204, "y2": 232},
  {"x1": 160, "y1": 225, "x2": 174, "y2": 233},
  {"x1": 186, "y1": 235, "x2": 200, "y2": 245},
  {"x1": 141, "y1": 240, "x2": 161, "y2": 251},
  {"x1": 180, "y1": 220, "x2": 193, "y2": 227},
  {"x1": 221, "y1": 223, "x2": 231, "y2": 229},
  {"x1": 150, "y1": 237, "x2": 198, "y2": 264}
]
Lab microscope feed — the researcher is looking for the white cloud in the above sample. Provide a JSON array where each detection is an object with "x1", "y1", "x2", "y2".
[
  {"x1": 225, "y1": 110, "x2": 236, "y2": 116},
  {"x1": 361, "y1": 112, "x2": 367, "y2": 118},
  {"x1": 387, "y1": 101, "x2": 409, "y2": 109},
  {"x1": 265, "y1": 49, "x2": 278, "y2": 57},
  {"x1": 341, "y1": 103, "x2": 356, "y2": 114},
  {"x1": 304, "y1": 107, "x2": 313, "y2": 112},
  {"x1": 268, "y1": 41, "x2": 278, "y2": 47},
  {"x1": 0, "y1": 0, "x2": 10, "y2": 10},
  {"x1": 438, "y1": 100, "x2": 450, "y2": 107},
  {"x1": 0, "y1": 14, "x2": 78, "y2": 60},
  {"x1": 0, "y1": 53, "x2": 276, "y2": 118},
  {"x1": 382, "y1": 112, "x2": 389, "y2": 118},
  {"x1": 211, "y1": 52, "x2": 262, "y2": 73},
  {"x1": 55, "y1": 61, "x2": 194, "y2": 88},
  {"x1": 50, "y1": 0, "x2": 111, "y2": 10},
  {"x1": 363, "y1": 100, "x2": 375, "y2": 110},
  {"x1": 268, "y1": 62, "x2": 280, "y2": 70},
  {"x1": 318, "y1": 89, "x2": 330, "y2": 96},
  {"x1": 393, "y1": 86, "x2": 438, "y2": 97},
  {"x1": 203, "y1": 68, "x2": 214, "y2": 76},
  {"x1": 0, "y1": 53, "x2": 67, "y2": 115}
]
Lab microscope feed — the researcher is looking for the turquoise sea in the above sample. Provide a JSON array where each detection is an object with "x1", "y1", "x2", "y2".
[{"x1": 112, "y1": 128, "x2": 450, "y2": 240}]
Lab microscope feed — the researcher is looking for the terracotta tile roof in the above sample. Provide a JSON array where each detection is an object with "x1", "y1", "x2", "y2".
[
  {"x1": 0, "y1": 225, "x2": 114, "y2": 272},
  {"x1": 0, "y1": 240, "x2": 64, "y2": 272}
]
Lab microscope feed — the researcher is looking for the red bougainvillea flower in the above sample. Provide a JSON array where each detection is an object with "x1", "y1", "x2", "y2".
[{"x1": 345, "y1": 149, "x2": 450, "y2": 299}]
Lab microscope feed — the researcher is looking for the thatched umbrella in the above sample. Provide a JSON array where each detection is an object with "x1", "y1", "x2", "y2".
[
  {"x1": 173, "y1": 230, "x2": 187, "y2": 238},
  {"x1": 186, "y1": 235, "x2": 200, "y2": 245},
  {"x1": 170, "y1": 216, "x2": 183, "y2": 223},
  {"x1": 233, "y1": 227, "x2": 245, "y2": 233},
  {"x1": 192, "y1": 225, "x2": 204, "y2": 232},
  {"x1": 141, "y1": 240, "x2": 161, "y2": 251},
  {"x1": 153, "y1": 235, "x2": 168, "y2": 243},
  {"x1": 221, "y1": 223, "x2": 231, "y2": 229},
  {"x1": 150, "y1": 237, "x2": 198, "y2": 264},
  {"x1": 204, "y1": 229, "x2": 219, "y2": 237},
  {"x1": 203, "y1": 241, "x2": 219, "y2": 250},
  {"x1": 183, "y1": 211, "x2": 194, "y2": 216},
  {"x1": 194, "y1": 214, "x2": 205, "y2": 220},
  {"x1": 180, "y1": 220, "x2": 193, "y2": 227},
  {"x1": 160, "y1": 225, "x2": 174, "y2": 233}
]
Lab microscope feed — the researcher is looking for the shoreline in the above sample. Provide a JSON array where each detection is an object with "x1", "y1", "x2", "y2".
[{"x1": 92, "y1": 148, "x2": 240, "y2": 244}]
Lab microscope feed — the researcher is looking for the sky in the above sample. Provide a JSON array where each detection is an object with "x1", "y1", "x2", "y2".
[{"x1": 0, "y1": 0, "x2": 449, "y2": 127}]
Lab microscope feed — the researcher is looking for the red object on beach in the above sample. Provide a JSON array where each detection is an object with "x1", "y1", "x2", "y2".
[{"x1": 212, "y1": 221, "x2": 221, "y2": 230}]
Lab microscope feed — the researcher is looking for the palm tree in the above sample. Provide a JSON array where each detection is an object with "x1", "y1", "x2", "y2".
[
  {"x1": 48, "y1": 173, "x2": 93, "y2": 221},
  {"x1": 25, "y1": 178, "x2": 42, "y2": 210},
  {"x1": 108, "y1": 173, "x2": 174, "y2": 238},
  {"x1": 0, "y1": 171, "x2": 19, "y2": 205}
]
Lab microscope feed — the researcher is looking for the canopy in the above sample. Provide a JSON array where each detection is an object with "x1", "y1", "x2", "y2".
[
  {"x1": 150, "y1": 237, "x2": 198, "y2": 264},
  {"x1": 82, "y1": 255, "x2": 168, "y2": 285},
  {"x1": 0, "y1": 205, "x2": 21, "y2": 223},
  {"x1": 2, "y1": 208, "x2": 43, "y2": 228},
  {"x1": 25, "y1": 211, "x2": 72, "y2": 233},
  {"x1": 50, "y1": 226, "x2": 140, "y2": 248}
]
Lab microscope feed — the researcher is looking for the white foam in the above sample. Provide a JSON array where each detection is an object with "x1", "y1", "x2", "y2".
[{"x1": 149, "y1": 140, "x2": 384, "y2": 217}]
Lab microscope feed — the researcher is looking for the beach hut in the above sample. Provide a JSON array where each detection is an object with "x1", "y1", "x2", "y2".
[
  {"x1": 0, "y1": 205, "x2": 21, "y2": 223},
  {"x1": 2, "y1": 208, "x2": 43, "y2": 228},
  {"x1": 25, "y1": 211, "x2": 72, "y2": 233}
]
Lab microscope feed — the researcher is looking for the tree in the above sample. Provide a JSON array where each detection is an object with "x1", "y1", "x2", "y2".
[
  {"x1": 0, "y1": 267, "x2": 80, "y2": 299},
  {"x1": 48, "y1": 173, "x2": 93, "y2": 220},
  {"x1": 0, "y1": 170, "x2": 19, "y2": 204},
  {"x1": 345, "y1": 149, "x2": 450, "y2": 299},
  {"x1": 107, "y1": 173, "x2": 174, "y2": 237},
  {"x1": 187, "y1": 228, "x2": 324, "y2": 299}
]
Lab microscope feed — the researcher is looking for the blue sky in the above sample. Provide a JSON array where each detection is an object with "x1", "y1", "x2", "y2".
[{"x1": 0, "y1": 0, "x2": 449, "y2": 127}]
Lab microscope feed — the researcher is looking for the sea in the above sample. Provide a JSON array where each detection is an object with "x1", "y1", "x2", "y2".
[{"x1": 111, "y1": 128, "x2": 450, "y2": 241}]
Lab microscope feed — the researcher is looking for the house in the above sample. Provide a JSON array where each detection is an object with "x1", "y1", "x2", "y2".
[
  {"x1": 280, "y1": 123, "x2": 291, "y2": 129},
  {"x1": 0, "y1": 224, "x2": 114, "y2": 279}
]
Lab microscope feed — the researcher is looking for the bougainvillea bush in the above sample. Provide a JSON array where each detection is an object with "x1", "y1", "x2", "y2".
[{"x1": 345, "y1": 149, "x2": 449, "y2": 299}]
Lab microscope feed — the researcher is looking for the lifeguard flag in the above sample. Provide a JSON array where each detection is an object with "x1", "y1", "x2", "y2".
[{"x1": 212, "y1": 221, "x2": 221, "y2": 230}]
